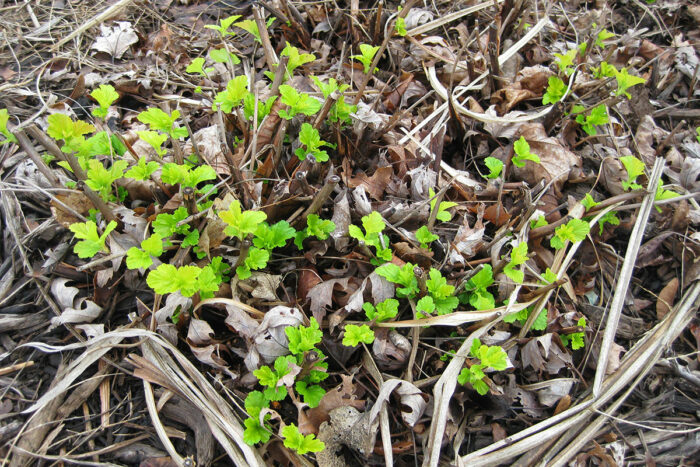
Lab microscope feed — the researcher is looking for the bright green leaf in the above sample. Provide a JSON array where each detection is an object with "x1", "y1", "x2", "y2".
[{"x1": 342, "y1": 324, "x2": 375, "y2": 346}]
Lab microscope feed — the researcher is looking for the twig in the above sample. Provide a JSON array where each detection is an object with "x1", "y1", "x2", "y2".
[
  {"x1": 297, "y1": 175, "x2": 339, "y2": 223},
  {"x1": 12, "y1": 130, "x2": 60, "y2": 187},
  {"x1": 592, "y1": 158, "x2": 665, "y2": 396},
  {"x1": 253, "y1": 6, "x2": 278, "y2": 74}
]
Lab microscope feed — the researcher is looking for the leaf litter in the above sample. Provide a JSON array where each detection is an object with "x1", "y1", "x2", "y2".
[{"x1": 0, "y1": 0, "x2": 699, "y2": 466}]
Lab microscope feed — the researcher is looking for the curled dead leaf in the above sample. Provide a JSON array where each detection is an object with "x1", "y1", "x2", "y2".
[
  {"x1": 372, "y1": 328, "x2": 411, "y2": 371},
  {"x1": 656, "y1": 277, "x2": 679, "y2": 319}
]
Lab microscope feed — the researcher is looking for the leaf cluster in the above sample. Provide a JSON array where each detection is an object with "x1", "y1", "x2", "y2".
[
  {"x1": 463, "y1": 265, "x2": 495, "y2": 310},
  {"x1": 363, "y1": 298, "x2": 399, "y2": 323},
  {"x1": 457, "y1": 338, "x2": 508, "y2": 395},
  {"x1": 295, "y1": 214, "x2": 336, "y2": 248},
  {"x1": 550, "y1": 218, "x2": 590, "y2": 250},
  {"x1": 351, "y1": 44, "x2": 380, "y2": 74},
  {"x1": 137, "y1": 108, "x2": 187, "y2": 140},
  {"x1": 348, "y1": 211, "x2": 392, "y2": 263},
  {"x1": 69, "y1": 220, "x2": 117, "y2": 259},
  {"x1": 561, "y1": 317, "x2": 587, "y2": 350},
  {"x1": 295, "y1": 123, "x2": 335, "y2": 162},
  {"x1": 502, "y1": 242, "x2": 529, "y2": 283},
  {"x1": 416, "y1": 269, "x2": 459, "y2": 317}
]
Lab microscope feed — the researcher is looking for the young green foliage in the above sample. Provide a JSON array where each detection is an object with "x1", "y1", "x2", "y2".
[
  {"x1": 294, "y1": 214, "x2": 336, "y2": 248},
  {"x1": 530, "y1": 215, "x2": 548, "y2": 230},
  {"x1": 654, "y1": 179, "x2": 679, "y2": 212},
  {"x1": 342, "y1": 324, "x2": 375, "y2": 346},
  {"x1": 243, "y1": 391, "x2": 272, "y2": 445},
  {"x1": 415, "y1": 225, "x2": 438, "y2": 248},
  {"x1": 351, "y1": 43, "x2": 380, "y2": 74},
  {"x1": 581, "y1": 194, "x2": 619, "y2": 234},
  {"x1": 457, "y1": 338, "x2": 508, "y2": 395},
  {"x1": 253, "y1": 220, "x2": 296, "y2": 250},
  {"x1": 502, "y1": 242, "x2": 528, "y2": 284},
  {"x1": 282, "y1": 424, "x2": 325, "y2": 455},
  {"x1": 234, "y1": 17, "x2": 275, "y2": 43},
  {"x1": 375, "y1": 262, "x2": 419, "y2": 298},
  {"x1": 614, "y1": 68, "x2": 646, "y2": 99},
  {"x1": 429, "y1": 189, "x2": 458, "y2": 222},
  {"x1": 243, "y1": 94, "x2": 277, "y2": 124},
  {"x1": 463, "y1": 264, "x2": 495, "y2": 311},
  {"x1": 311, "y1": 76, "x2": 356, "y2": 125},
  {"x1": 279, "y1": 43, "x2": 316, "y2": 79},
  {"x1": 137, "y1": 108, "x2": 187, "y2": 139},
  {"x1": 147, "y1": 263, "x2": 221, "y2": 298},
  {"x1": 561, "y1": 317, "x2": 587, "y2": 350},
  {"x1": 363, "y1": 298, "x2": 399, "y2": 323},
  {"x1": 554, "y1": 49, "x2": 578, "y2": 76},
  {"x1": 186, "y1": 57, "x2": 212, "y2": 77},
  {"x1": 0, "y1": 109, "x2": 17, "y2": 145},
  {"x1": 550, "y1": 218, "x2": 590, "y2": 250},
  {"x1": 592, "y1": 61, "x2": 617, "y2": 79},
  {"x1": 512, "y1": 136, "x2": 541, "y2": 167},
  {"x1": 424, "y1": 268, "x2": 459, "y2": 315},
  {"x1": 483, "y1": 157, "x2": 503, "y2": 179},
  {"x1": 278, "y1": 85, "x2": 322, "y2": 120},
  {"x1": 504, "y1": 306, "x2": 548, "y2": 331},
  {"x1": 204, "y1": 14, "x2": 241, "y2": 38},
  {"x1": 125, "y1": 157, "x2": 160, "y2": 181},
  {"x1": 284, "y1": 317, "x2": 329, "y2": 408},
  {"x1": 126, "y1": 234, "x2": 164, "y2": 270},
  {"x1": 90, "y1": 84, "x2": 119, "y2": 119},
  {"x1": 595, "y1": 28, "x2": 615, "y2": 48},
  {"x1": 620, "y1": 155, "x2": 645, "y2": 191},
  {"x1": 153, "y1": 207, "x2": 191, "y2": 241},
  {"x1": 348, "y1": 211, "x2": 392, "y2": 262},
  {"x1": 254, "y1": 355, "x2": 297, "y2": 401},
  {"x1": 47, "y1": 113, "x2": 95, "y2": 153},
  {"x1": 573, "y1": 104, "x2": 609, "y2": 136},
  {"x1": 542, "y1": 76, "x2": 567, "y2": 105},
  {"x1": 69, "y1": 220, "x2": 117, "y2": 259},
  {"x1": 85, "y1": 159, "x2": 128, "y2": 201},
  {"x1": 137, "y1": 130, "x2": 168, "y2": 157},
  {"x1": 213, "y1": 75, "x2": 249, "y2": 113},
  {"x1": 218, "y1": 199, "x2": 268, "y2": 240},
  {"x1": 209, "y1": 48, "x2": 241, "y2": 66},
  {"x1": 161, "y1": 163, "x2": 216, "y2": 188},
  {"x1": 236, "y1": 247, "x2": 270, "y2": 280},
  {"x1": 286, "y1": 317, "x2": 323, "y2": 355},
  {"x1": 416, "y1": 296, "x2": 436, "y2": 319},
  {"x1": 295, "y1": 123, "x2": 335, "y2": 162},
  {"x1": 395, "y1": 16, "x2": 407, "y2": 36},
  {"x1": 295, "y1": 381, "x2": 326, "y2": 409}
]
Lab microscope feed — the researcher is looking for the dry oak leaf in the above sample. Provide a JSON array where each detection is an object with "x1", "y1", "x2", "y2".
[
  {"x1": 91, "y1": 22, "x2": 139, "y2": 59},
  {"x1": 509, "y1": 123, "x2": 581, "y2": 197},
  {"x1": 521, "y1": 333, "x2": 573, "y2": 375},
  {"x1": 347, "y1": 166, "x2": 394, "y2": 200},
  {"x1": 306, "y1": 374, "x2": 364, "y2": 434}
]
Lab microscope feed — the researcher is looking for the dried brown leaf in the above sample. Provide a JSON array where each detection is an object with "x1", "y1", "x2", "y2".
[
  {"x1": 656, "y1": 277, "x2": 679, "y2": 319},
  {"x1": 510, "y1": 124, "x2": 582, "y2": 197}
]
